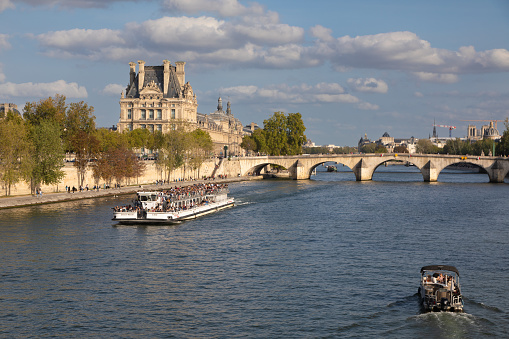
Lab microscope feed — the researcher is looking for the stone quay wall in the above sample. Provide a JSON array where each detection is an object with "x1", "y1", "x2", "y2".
[{"x1": 1, "y1": 158, "x2": 246, "y2": 197}]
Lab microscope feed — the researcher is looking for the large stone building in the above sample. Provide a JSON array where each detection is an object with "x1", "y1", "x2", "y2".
[
  {"x1": 0, "y1": 103, "x2": 20, "y2": 117},
  {"x1": 117, "y1": 60, "x2": 244, "y2": 156}
]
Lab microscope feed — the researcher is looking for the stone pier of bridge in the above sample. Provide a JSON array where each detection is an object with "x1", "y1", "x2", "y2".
[{"x1": 233, "y1": 154, "x2": 509, "y2": 183}]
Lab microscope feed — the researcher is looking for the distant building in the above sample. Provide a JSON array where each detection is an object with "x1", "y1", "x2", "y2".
[
  {"x1": 358, "y1": 133, "x2": 371, "y2": 151},
  {"x1": 0, "y1": 103, "x2": 20, "y2": 117},
  {"x1": 467, "y1": 121, "x2": 501, "y2": 141},
  {"x1": 117, "y1": 60, "x2": 244, "y2": 156},
  {"x1": 376, "y1": 132, "x2": 418, "y2": 153}
]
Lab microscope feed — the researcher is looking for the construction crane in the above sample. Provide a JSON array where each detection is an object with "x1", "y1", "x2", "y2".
[
  {"x1": 433, "y1": 123, "x2": 456, "y2": 137},
  {"x1": 460, "y1": 119, "x2": 504, "y2": 129}
]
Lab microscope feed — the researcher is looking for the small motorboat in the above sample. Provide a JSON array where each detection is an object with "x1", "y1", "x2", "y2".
[{"x1": 418, "y1": 265, "x2": 464, "y2": 312}]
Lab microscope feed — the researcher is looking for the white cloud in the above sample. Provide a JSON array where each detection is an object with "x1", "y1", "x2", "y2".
[
  {"x1": 102, "y1": 83, "x2": 125, "y2": 96},
  {"x1": 0, "y1": 80, "x2": 88, "y2": 99},
  {"x1": 312, "y1": 31, "x2": 509, "y2": 77},
  {"x1": 220, "y1": 82, "x2": 362, "y2": 105},
  {"x1": 36, "y1": 28, "x2": 124, "y2": 59},
  {"x1": 414, "y1": 92, "x2": 424, "y2": 97},
  {"x1": 348, "y1": 78, "x2": 388, "y2": 93},
  {"x1": 357, "y1": 102, "x2": 379, "y2": 110},
  {"x1": 412, "y1": 72, "x2": 458, "y2": 83},
  {"x1": 163, "y1": 0, "x2": 264, "y2": 17},
  {"x1": 17, "y1": 0, "x2": 139, "y2": 9},
  {"x1": 0, "y1": 34, "x2": 11, "y2": 52},
  {"x1": 28, "y1": 7, "x2": 509, "y2": 79},
  {"x1": 0, "y1": 0, "x2": 14, "y2": 12}
]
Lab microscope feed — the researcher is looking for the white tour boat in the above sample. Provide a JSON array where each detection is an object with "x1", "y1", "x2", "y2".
[
  {"x1": 418, "y1": 265, "x2": 464, "y2": 312},
  {"x1": 112, "y1": 184, "x2": 234, "y2": 225}
]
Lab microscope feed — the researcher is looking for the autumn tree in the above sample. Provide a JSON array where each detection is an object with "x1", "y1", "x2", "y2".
[
  {"x1": 393, "y1": 145, "x2": 409, "y2": 153},
  {"x1": 68, "y1": 131, "x2": 100, "y2": 187},
  {"x1": 23, "y1": 95, "x2": 67, "y2": 128},
  {"x1": 93, "y1": 145, "x2": 145, "y2": 186},
  {"x1": 0, "y1": 113, "x2": 33, "y2": 195},
  {"x1": 65, "y1": 102, "x2": 98, "y2": 187}
]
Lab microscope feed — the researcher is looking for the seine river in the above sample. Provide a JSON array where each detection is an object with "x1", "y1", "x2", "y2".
[{"x1": 1, "y1": 165, "x2": 508, "y2": 338}]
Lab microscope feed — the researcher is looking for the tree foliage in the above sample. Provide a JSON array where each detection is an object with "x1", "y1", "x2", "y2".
[
  {"x1": 360, "y1": 143, "x2": 387, "y2": 153},
  {"x1": 0, "y1": 113, "x2": 33, "y2": 195},
  {"x1": 93, "y1": 145, "x2": 145, "y2": 186},
  {"x1": 254, "y1": 111, "x2": 307, "y2": 156},
  {"x1": 29, "y1": 119, "x2": 65, "y2": 193},
  {"x1": 416, "y1": 139, "x2": 439, "y2": 154},
  {"x1": 496, "y1": 118, "x2": 509, "y2": 156},
  {"x1": 23, "y1": 95, "x2": 67, "y2": 127}
]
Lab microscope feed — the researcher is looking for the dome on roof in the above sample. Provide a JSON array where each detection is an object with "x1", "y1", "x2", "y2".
[{"x1": 382, "y1": 132, "x2": 390, "y2": 137}]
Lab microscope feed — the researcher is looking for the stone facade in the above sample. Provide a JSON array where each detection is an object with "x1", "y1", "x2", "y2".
[
  {"x1": 117, "y1": 60, "x2": 244, "y2": 156},
  {"x1": 0, "y1": 103, "x2": 20, "y2": 117}
]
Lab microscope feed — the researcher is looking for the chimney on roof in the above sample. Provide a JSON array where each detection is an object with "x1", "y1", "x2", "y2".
[
  {"x1": 138, "y1": 60, "x2": 145, "y2": 91},
  {"x1": 175, "y1": 61, "x2": 185, "y2": 86},
  {"x1": 129, "y1": 62, "x2": 136, "y2": 86},
  {"x1": 163, "y1": 60, "x2": 171, "y2": 96}
]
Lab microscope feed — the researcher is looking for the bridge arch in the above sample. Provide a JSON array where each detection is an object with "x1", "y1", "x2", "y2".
[{"x1": 234, "y1": 154, "x2": 509, "y2": 182}]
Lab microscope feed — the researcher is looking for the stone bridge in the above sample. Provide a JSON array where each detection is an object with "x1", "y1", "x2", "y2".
[{"x1": 235, "y1": 154, "x2": 509, "y2": 182}]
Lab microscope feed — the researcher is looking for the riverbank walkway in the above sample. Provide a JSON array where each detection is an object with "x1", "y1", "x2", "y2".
[{"x1": 0, "y1": 176, "x2": 262, "y2": 209}]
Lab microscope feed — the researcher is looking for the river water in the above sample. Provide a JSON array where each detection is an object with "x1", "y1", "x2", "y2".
[{"x1": 1, "y1": 165, "x2": 508, "y2": 338}]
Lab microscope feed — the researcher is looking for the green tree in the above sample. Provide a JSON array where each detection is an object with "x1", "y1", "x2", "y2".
[
  {"x1": 286, "y1": 112, "x2": 306, "y2": 155},
  {"x1": 23, "y1": 95, "x2": 67, "y2": 128},
  {"x1": 496, "y1": 118, "x2": 509, "y2": 156},
  {"x1": 188, "y1": 129, "x2": 213, "y2": 178},
  {"x1": 29, "y1": 119, "x2": 65, "y2": 193},
  {"x1": 241, "y1": 135, "x2": 257, "y2": 154},
  {"x1": 157, "y1": 128, "x2": 190, "y2": 180},
  {"x1": 472, "y1": 138, "x2": 495, "y2": 156},
  {"x1": 252, "y1": 129, "x2": 267, "y2": 154},
  {"x1": 416, "y1": 139, "x2": 439, "y2": 154},
  {"x1": 95, "y1": 128, "x2": 127, "y2": 152},
  {"x1": 0, "y1": 113, "x2": 33, "y2": 195},
  {"x1": 264, "y1": 112, "x2": 287, "y2": 156},
  {"x1": 360, "y1": 143, "x2": 377, "y2": 153}
]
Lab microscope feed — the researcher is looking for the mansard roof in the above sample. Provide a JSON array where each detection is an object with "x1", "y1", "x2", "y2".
[{"x1": 125, "y1": 65, "x2": 182, "y2": 99}]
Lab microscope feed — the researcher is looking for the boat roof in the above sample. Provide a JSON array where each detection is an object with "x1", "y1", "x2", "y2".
[{"x1": 421, "y1": 265, "x2": 459, "y2": 276}]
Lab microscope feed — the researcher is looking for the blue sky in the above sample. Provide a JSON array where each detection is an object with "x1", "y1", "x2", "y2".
[{"x1": 1, "y1": 0, "x2": 508, "y2": 146}]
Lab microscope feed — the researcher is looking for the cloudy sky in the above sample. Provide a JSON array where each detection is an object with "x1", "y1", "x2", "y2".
[{"x1": 1, "y1": 0, "x2": 509, "y2": 145}]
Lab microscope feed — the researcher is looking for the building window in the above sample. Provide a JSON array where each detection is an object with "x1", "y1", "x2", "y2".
[
  {"x1": 148, "y1": 124, "x2": 154, "y2": 132},
  {"x1": 128, "y1": 123, "x2": 133, "y2": 131},
  {"x1": 171, "y1": 109, "x2": 175, "y2": 119},
  {"x1": 149, "y1": 109, "x2": 154, "y2": 120},
  {"x1": 171, "y1": 124, "x2": 176, "y2": 130},
  {"x1": 156, "y1": 124, "x2": 162, "y2": 132},
  {"x1": 171, "y1": 104, "x2": 175, "y2": 107},
  {"x1": 140, "y1": 124, "x2": 146, "y2": 129},
  {"x1": 156, "y1": 110, "x2": 162, "y2": 120},
  {"x1": 141, "y1": 110, "x2": 146, "y2": 120},
  {"x1": 127, "y1": 109, "x2": 132, "y2": 119}
]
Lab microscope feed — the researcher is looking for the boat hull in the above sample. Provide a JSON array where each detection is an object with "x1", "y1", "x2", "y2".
[{"x1": 113, "y1": 199, "x2": 234, "y2": 225}]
